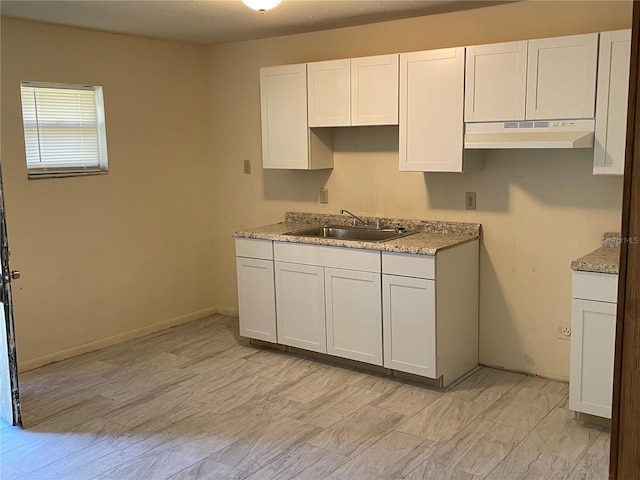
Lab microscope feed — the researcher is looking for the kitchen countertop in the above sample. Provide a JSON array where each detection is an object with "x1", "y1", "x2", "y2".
[
  {"x1": 571, "y1": 232, "x2": 620, "y2": 275},
  {"x1": 234, "y1": 212, "x2": 481, "y2": 256}
]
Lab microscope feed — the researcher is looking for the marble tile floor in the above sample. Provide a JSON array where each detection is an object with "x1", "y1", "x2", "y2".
[{"x1": 0, "y1": 315, "x2": 609, "y2": 480}]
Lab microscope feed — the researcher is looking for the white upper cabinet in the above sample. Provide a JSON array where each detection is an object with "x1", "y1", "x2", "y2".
[
  {"x1": 351, "y1": 54, "x2": 399, "y2": 126},
  {"x1": 399, "y1": 47, "x2": 465, "y2": 172},
  {"x1": 260, "y1": 64, "x2": 333, "y2": 170},
  {"x1": 465, "y1": 41, "x2": 527, "y2": 122},
  {"x1": 465, "y1": 34, "x2": 598, "y2": 123},
  {"x1": 307, "y1": 59, "x2": 351, "y2": 127},
  {"x1": 526, "y1": 33, "x2": 598, "y2": 120},
  {"x1": 594, "y1": 29, "x2": 631, "y2": 176},
  {"x1": 308, "y1": 55, "x2": 399, "y2": 127}
]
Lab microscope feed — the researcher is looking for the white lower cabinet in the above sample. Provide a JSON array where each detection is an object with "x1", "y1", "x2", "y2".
[
  {"x1": 235, "y1": 238, "x2": 277, "y2": 343},
  {"x1": 236, "y1": 237, "x2": 479, "y2": 384},
  {"x1": 383, "y1": 274, "x2": 436, "y2": 377},
  {"x1": 325, "y1": 267, "x2": 382, "y2": 365},
  {"x1": 382, "y1": 240, "x2": 479, "y2": 387},
  {"x1": 273, "y1": 242, "x2": 382, "y2": 364},
  {"x1": 570, "y1": 271, "x2": 618, "y2": 419},
  {"x1": 274, "y1": 261, "x2": 327, "y2": 353}
]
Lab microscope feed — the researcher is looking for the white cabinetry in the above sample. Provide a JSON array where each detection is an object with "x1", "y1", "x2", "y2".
[
  {"x1": 275, "y1": 261, "x2": 326, "y2": 353},
  {"x1": 382, "y1": 240, "x2": 479, "y2": 387},
  {"x1": 570, "y1": 270, "x2": 618, "y2": 419},
  {"x1": 527, "y1": 33, "x2": 598, "y2": 120},
  {"x1": 351, "y1": 55, "x2": 399, "y2": 126},
  {"x1": 383, "y1": 273, "x2": 436, "y2": 377},
  {"x1": 465, "y1": 33, "x2": 598, "y2": 122},
  {"x1": 594, "y1": 29, "x2": 631, "y2": 176},
  {"x1": 325, "y1": 267, "x2": 382, "y2": 364},
  {"x1": 399, "y1": 47, "x2": 465, "y2": 172},
  {"x1": 260, "y1": 64, "x2": 333, "y2": 170},
  {"x1": 307, "y1": 55, "x2": 399, "y2": 127},
  {"x1": 307, "y1": 59, "x2": 351, "y2": 127},
  {"x1": 235, "y1": 238, "x2": 277, "y2": 343},
  {"x1": 465, "y1": 41, "x2": 527, "y2": 122},
  {"x1": 273, "y1": 242, "x2": 382, "y2": 364}
]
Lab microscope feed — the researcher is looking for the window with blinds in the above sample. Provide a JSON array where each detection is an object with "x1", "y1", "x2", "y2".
[{"x1": 20, "y1": 82, "x2": 108, "y2": 178}]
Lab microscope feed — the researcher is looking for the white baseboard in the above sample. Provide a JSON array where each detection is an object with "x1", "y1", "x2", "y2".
[{"x1": 19, "y1": 307, "x2": 217, "y2": 372}]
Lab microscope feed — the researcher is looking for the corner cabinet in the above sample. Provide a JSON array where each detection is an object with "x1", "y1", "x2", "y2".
[
  {"x1": 307, "y1": 54, "x2": 399, "y2": 127},
  {"x1": 399, "y1": 47, "x2": 465, "y2": 172},
  {"x1": 235, "y1": 238, "x2": 277, "y2": 343},
  {"x1": 259, "y1": 64, "x2": 333, "y2": 170},
  {"x1": 570, "y1": 270, "x2": 618, "y2": 419},
  {"x1": 382, "y1": 240, "x2": 479, "y2": 387},
  {"x1": 594, "y1": 29, "x2": 631, "y2": 176}
]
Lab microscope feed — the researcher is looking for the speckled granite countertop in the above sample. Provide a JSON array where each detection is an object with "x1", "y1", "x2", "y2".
[
  {"x1": 571, "y1": 232, "x2": 620, "y2": 274},
  {"x1": 234, "y1": 212, "x2": 481, "y2": 256}
]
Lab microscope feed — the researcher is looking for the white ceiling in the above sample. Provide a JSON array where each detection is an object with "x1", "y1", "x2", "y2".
[{"x1": 0, "y1": 0, "x2": 514, "y2": 45}]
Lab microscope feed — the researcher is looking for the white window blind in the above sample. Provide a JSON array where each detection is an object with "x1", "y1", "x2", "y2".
[{"x1": 20, "y1": 82, "x2": 108, "y2": 178}]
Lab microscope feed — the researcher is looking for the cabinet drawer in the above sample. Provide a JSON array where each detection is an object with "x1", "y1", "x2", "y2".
[
  {"x1": 274, "y1": 242, "x2": 380, "y2": 273},
  {"x1": 382, "y1": 252, "x2": 435, "y2": 279},
  {"x1": 572, "y1": 271, "x2": 618, "y2": 303},
  {"x1": 235, "y1": 238, "x2": 273, "y2": 260}
]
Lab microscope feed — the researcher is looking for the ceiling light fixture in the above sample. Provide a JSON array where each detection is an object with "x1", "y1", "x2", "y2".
[{"x1": 242, "y1": 0, "x2": 282, "y2": 13}]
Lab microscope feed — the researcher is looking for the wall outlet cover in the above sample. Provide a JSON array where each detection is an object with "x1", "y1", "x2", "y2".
[
  {"x1": 320, "y1": 188, "x2": 329, "y2": 204},
  {"x1": 465, "y1": 192, "x2": 476, "y2": 210}
]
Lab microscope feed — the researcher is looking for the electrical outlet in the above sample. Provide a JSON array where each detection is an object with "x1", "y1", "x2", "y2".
[
  {"x1": 243, "y1": 159, "x2": 251, "y2": 174},
  {"x1": 465, "y1": 192, "x2": 476, "y2": 210},
  {"x1": 557, "y1": 325, "x2": 571, "y2": 340},
  {"x1": 319, "y1": 188, "x2": 329, "y2": 204}
]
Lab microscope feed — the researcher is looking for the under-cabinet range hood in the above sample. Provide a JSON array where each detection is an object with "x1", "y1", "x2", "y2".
[{"x1": 464, "y1": 119, "x2": 595, "y2": 149}]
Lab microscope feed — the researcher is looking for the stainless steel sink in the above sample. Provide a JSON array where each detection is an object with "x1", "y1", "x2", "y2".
[{"x1": 285, "y1": 225, "x2": 413, "y2": 242}]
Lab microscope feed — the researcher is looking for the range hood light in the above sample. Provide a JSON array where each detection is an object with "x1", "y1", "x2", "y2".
[{"x1": 242, "y1": 0, "x2": 282, "y2": 12}]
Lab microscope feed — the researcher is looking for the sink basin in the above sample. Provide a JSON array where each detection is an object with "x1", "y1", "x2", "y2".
[{"x1": 285, "y1": 225, "x2": 413, "y2": 243}]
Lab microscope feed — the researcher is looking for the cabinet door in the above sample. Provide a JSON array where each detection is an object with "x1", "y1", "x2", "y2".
[
  {"x1": 307, "y1": 59, "x2": 351, "y2": 127},
  {"x1": 325, "y1": 268, "x2": 382, "y2": 365},
  {"x1": 382, "y1": 274, "x2": 437, "y2": 378},
  {"x1": 351, "y1": 54, "x2": 399, "y2": 126},
  {"x1": 260, "y1": 64, "x2": 310, "y2": 169},
  {"x1": 465, "y1": 41, "x2": 527, "y2": 122},
  {"x1": 399, "y1": 48, "x2": 464, "y2": 172},
  {"x1": 236, "y1": 257, "x2": 277, "y2": 342},
  {"x1": 526, "y1": 33, "x2": 598, "y2": 120},
  {"x1": 594, "y1": 30, "x2": 631, "y2": 176},
  {"x1": 569, "y1": 299, "x2": 616, "y2": 419},
  {"x1": 274, "y1": 262, "x2": 326, "y2": 353}
]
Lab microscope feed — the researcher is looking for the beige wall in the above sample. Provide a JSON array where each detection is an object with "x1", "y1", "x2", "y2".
[
  {"x1": 208, "y1": 1, "x2": 631, "y2": 380},
  {"x1": 1, "y1": 18, "x2": 215, "y2": 369}
]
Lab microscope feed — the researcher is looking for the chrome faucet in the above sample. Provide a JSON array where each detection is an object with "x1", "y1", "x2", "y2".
[{"x1": 340, "y1": 209, "x2": 369, "y2": 228}]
